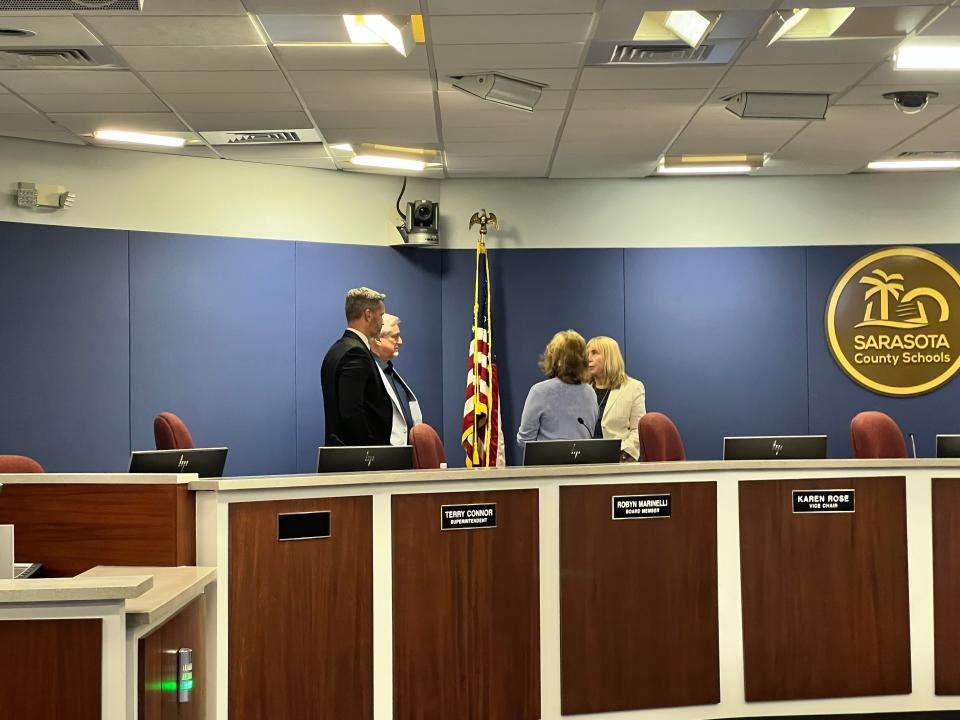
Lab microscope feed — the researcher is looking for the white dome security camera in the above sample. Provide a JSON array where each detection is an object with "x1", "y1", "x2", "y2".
[{"x1": 883, "y1": 90, "x2": 939, "y2": 114}]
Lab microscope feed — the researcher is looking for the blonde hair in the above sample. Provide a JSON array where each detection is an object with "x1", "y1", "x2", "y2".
[
  {"x1": 586, "y1": 336, "x2": 628, "y2": 390},
  {"x1": 538, "y1": 330, "x2": 589, "y2": 384}
]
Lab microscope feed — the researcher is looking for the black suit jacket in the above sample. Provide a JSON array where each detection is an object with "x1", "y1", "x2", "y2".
[{"x1": 320, "y1": 330, "x2": 393, "y2": 446}]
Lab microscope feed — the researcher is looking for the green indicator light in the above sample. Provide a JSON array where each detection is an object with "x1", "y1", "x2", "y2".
[{"x1": 161, "y1": 681, "x2": 178, "y2": 692}]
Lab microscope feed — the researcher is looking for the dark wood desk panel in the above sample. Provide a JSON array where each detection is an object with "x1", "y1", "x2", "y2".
[
  {"x1": 933, "y1": 478, "x2": 960, "y2": 694},
  {"x1": 739, "y1": 476, "x2": 911, "y2": 701},
  {"x1": 0, "y1": 484, "x2": 195, "y2": 576},
  {"x1": 0, "y1": 618, "x2": 101, "y2": 720},
  {"x1": 229, "y1": 496, "x2": 372, "y2": 720},
  {"x1": 392, "y1": 489, "x2": 540, "y2": 720},
  {"x1": 140, "y1": 596, "x2": 206, "y2": 720},
  {"x1": 559, "y1": 482, "x2": 720, "y2": 714}
]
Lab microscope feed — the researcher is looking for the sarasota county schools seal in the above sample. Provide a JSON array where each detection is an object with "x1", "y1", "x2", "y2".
[{"x1": 826, "y1": 247, "x2": 960, "y2": 396}]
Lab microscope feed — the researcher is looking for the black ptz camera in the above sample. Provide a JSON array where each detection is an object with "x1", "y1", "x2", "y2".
[{"x1": 402, "y1": 200, "x2": 439, "y2": 245}]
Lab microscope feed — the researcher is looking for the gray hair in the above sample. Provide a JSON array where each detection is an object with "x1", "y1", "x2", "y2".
[
  {"x1": 379, "y1": 313, "x2": 401, "y2": 337},
  {"x1": 344, "y1": 287, "x2": 385, "y2": 321}
]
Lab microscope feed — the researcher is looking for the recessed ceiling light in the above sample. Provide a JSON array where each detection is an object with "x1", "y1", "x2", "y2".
[
  {"x1": 633, "y1": 10, "x2": 720, "y2": 49},
  {"x1": 767, "y1": 7, "x2": 854, "y2": 45},
  {"x1": 93, "y1": 130, "x2": 186, "y2": 148},
  {"x1": 343, "y1": 14, "x2": 414, "y2": 56},
  {"x1": 0, "y1": 28, "x2": 36, "y2": 38},
  {"x1": 894, "y1": 41, "x2": 960, "y2": 70},
  {"x1": 657, "y1": 154, "x2": 765, "y2": 175},
  {"x1": 329, "y1": 143, "x2": 354, "y2": 152},
  {"x1": 351, "y1": 155, "x2": 425, "y2": 171},
  {"x1": 867, "y1": 159, "x2": 960, "y2": 171}
]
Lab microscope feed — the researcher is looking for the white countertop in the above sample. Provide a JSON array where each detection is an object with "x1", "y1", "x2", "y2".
[
  {"x1": 0, "y1": 574, "x2": 153, "y2": 603},
  {"x1": 78, "y1": 566, "x2": 216, "y2": 627},
  {"x1": 0, "y1": 473, "x2": 195, "y2": 485},
  {"x1": 189, "y1": 458, "x2": 960, "y2": 492}
]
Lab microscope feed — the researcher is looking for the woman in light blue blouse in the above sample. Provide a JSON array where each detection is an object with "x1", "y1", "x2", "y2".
[{"x1": 517, "y1": 330, "x2": 598, "y2": 449}]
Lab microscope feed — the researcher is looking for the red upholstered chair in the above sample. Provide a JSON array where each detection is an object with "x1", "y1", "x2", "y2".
[
  {"x1": 409, "y1": 423, "x2": 446, "y2": 469},
  {"x1": 638, "y1": 412, "x2": 686, "y2": 462},
  {"x1": 0, "y1": 455, "x2": 44, "y2": 473},
  {"x1": 154, "y1": 412, "x2": 195, "y2": 451},
  {"x1": 850, "y1": 411, "x2": 907, "y2": 459}
]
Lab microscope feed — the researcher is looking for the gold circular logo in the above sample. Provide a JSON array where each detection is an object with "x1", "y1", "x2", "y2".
[{"x1": 826, "y1": 247, "x2": 960, "y2": 396}]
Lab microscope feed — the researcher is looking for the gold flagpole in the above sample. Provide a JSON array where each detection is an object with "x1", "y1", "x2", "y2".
[{"x1": 469, "y1": 209, "x2": 498, "y2": 466}]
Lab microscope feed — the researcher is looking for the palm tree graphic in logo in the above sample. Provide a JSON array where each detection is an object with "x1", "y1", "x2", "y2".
[{"x1": 857, "y1": 268, "x2": 949, "y2": 328}]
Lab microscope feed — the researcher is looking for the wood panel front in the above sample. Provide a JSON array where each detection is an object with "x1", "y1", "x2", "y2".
[
  {"x1": 229, "y1": 496, "x2": 372, "y2": 720},
  {"x1": 139, "y1": 596, "x2": 207, "y2": 720},
  {"x1": 933, "y1": 478, "x2": 960, "y2": 694},
  {"x1": 0, "y1": 618, "x2": 101, "y2": 720},
  {"x1": 0, "y1": 483, "x2": 195, "y2": 575},
  {"x1": 392, "y1": 489, "x2": 540, "y2": 720},
  {"x1": 739, "y1": 476, "x2": 911, "y2": 701},
  {"x1": 560, "y1": 482, "x2": 719, "y2": 714}
]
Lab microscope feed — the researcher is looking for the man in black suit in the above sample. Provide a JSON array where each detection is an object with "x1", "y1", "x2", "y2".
[{"x1": 320, "y1": 287, "x2": 393, "y2": 446}]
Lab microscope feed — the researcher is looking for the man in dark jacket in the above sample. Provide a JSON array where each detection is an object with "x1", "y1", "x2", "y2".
[{"x1": 320, "y1": 287, "x2": 393, "y2": 446}]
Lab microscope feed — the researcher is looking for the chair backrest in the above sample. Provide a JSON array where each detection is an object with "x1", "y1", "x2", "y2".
[
  {"x1": 154, "y1": 412, "x2": 195, "y2": 451},
  {"x1": 850, "y1": 411, "x2": 907, "y2": 459},
  {"x1": 638, "y1": 412, "x2": 686, "y2": 462},
  {"x1": 0, "y1": 454, "x2": 44, "y2": 473},
  {"x1": 409, "y1": 423, "x2": 446, "y2": 469}
]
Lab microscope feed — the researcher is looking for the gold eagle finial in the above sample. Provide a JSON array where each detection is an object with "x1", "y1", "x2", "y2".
[{"x1": 469, "y1": 209, "x2": 498, "y2": 237}]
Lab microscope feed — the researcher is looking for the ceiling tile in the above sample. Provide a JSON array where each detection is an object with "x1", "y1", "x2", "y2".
[
  {"x1": 290, "y1": 70, "x2": 432, "y2": 94},
  {"x1": 446, "y1": 154, "x2": 550, "y2": 177},
  {"x1": 572, "y1": 88, "x2": 707, "y2": 109},
  {"x1": 445, "y1": 138, "x2": 557, "y2": 154},
  {"x1": 47, "y1": 112, "x2": 189, "y2": 135},
  {"x1": 181, "y1": 110, "x2": 311, "y2": 131},
  {"x1": 320, "y1": 126, "x2": 439, "y2": 146},
  {"x1": 921, "y1": 7, "x2": 960, "y2": 35},
  {"x1": 718, "y1": 63, "x2": 875, "y2": 94},
  {"x1": 116, "y1": 45, "x2": 279, "y2": 72},
  {"x1": 781, "y1": 0, "x2": 938, "y2": 7},
  {"x1": 0, "y1": 126, "x2": 85, "y2": 145},
  {"x1": 0, "y1": 112, "x2": 64, "y2": 131},
  {"x1": 437, "y1": 68, "x2": 578, "y2": 90},
  {"x1": 164, "y1": 92, "x2": 302, "y2": 112},
  {"x1": 443, "y1": 121, "x2": 563, "y2": 142},
  {"x1": 231, "y1": 156, "x2": 339, "y2": 170},
  {"x1": 737, "y1": 38, "x2": 902, "y2": 66},
  {"x1": 243, "y1": 0, "x2": 420, "y2": 12},
  {"x1": 89, "y1": 0, "x2": 248, "y2": 14},
  {"x1": 560, "y1": 104, "x2": 697, "y2": 150},
  {"x1": 0, "y1": 70, "x2": 148, "y2": 94},
  {"x1": 429, "y1": 0, "x2": 597, "y2": 13},
  {"x1": 440, "y1": 104, "x2": 565, "y2": 128},
  {"x1": 0, "y1": 94, "x2": 32, "y2": 113},
  {"x1": 437, "y1": 88, "x2": 569, "y2": 114},
  {"x1": 670, "y1": 104, "x2": 807, "y2": 154},
  {"x1": 82, "y1": 15, "x2": 263, "y2": 46},
  {"x1": 550, "y1": 155, "x2": 658, "y2": 178},
  {"x1": 141, "y1": 70, "x2": 290, "y2": 93},
  {"x1": 24, "y1": 93, "x2": 167, "y2": 113},
  {"x1": 312, "y1": 107, "x2": 437, "y2": 129},
  {"x1": 859, "y1": 62, "x2": 960, "y2": 86},
  {"x1": 275, "y1": 45, "x2": 428, "y2": 71},
  {"x1": 578, "y1": 65, "x2": 726, "y2": 90},
  {"x1": 305, "y1": 90, "x2": 434, "y2": 115},
  {"x1": 429, "y1": 14, "x2": 593, "y2": 44},
  {"x1": 216, "y1": 143, "x2": 331, "y2": 160},
  {"x1": 889, "y1": 108, "x2": 960, "y2": 152},
  {"x1": 433, "y1": 43, "x2": 584, "y2": 70},
  {"x1": 0, "y1": 16, "x2": 101, "y2": 47}
]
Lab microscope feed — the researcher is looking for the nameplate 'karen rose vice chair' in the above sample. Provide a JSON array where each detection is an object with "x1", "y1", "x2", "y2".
[
  {"x1": 638, "y1": 412, "x2": 686, "y2": 462},
  {"x1": 850, "y1": 411, "x2": 907, "y2": 459}
]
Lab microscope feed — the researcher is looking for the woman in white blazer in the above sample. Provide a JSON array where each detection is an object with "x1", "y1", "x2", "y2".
[{"x1": 586, "y1": 336, "x2": 646, "y2": 461}]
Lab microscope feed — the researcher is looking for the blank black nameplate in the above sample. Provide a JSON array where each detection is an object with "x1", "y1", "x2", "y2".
[
  {"x1": 277, "y1": 511, "x2": 331, "y2": 541},
  {"x1": 612, "y1": 493, "x2": 672, "y2": 519},
  {"x1": 440, "y1": 503, "x2": 496, "y2": 530},
  {"x1": 792, "y1": 490, "x2": 855, "y2": 514}
]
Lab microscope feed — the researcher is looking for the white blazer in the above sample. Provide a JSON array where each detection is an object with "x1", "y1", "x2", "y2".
[
  {"x1": 377, "y1": 364, "x2": 423, "y2": 446},
  {"x1": 598, "y1": 377, "x2": 646, "y2": 461}
]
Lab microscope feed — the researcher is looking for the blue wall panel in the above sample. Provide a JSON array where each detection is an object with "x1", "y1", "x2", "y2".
[
  {"x1": 624, "y1": 247, "x2": 809, "y2": 460},
  {"x1": 441, "y1": 248, "x2": 625, "y2": 466},
  {"x1": 807, "y1": 245, "x2": 960, "y2": 458},
  {"x1": 295, "y1": 244, "x2": 442, "y2": 473},
  {"x1": 130, "y1": 232, "x2": 296, "y2": 476},
  {"x1": 0, "y1": 221, "x2": 129, "y2": 471}
]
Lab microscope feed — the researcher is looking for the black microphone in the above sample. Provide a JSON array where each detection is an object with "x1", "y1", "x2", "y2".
[
  {"x1": 909, "y1": 432, "x2": 918, "y2": 458},
  {"x1": 577, "y1": 417, "x2": 595, "y2": 439}
]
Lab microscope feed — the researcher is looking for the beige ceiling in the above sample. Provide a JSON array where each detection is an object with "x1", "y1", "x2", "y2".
[{"x1": 0, "y1": 0, "x2": 958, "y2": 177}]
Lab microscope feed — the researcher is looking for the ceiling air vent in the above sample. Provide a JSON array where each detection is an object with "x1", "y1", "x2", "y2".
[
  {"x1": 200, "y1": 129, "x2": 323, "y2": 146},
  {"x1": 0, "y1": 0, "x2": 142, "y2": 10},
  {"x1": 898, "y1": 151, "x2": 960, "y2": 158},
  {"x1": 610, "y1": 43, "x2": 712, "y2": 64},
  {"x1": 0, "y1": 46, "x2": 124, "y2": 69}
]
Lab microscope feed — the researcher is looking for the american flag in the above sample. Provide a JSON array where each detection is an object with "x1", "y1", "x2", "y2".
[{"x1": 462, "y1": 238, "x2": 505, "y2": 467}]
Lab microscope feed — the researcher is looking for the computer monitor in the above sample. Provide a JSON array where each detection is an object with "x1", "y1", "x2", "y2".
[
  {"x1": 128, "y1": 447, "x2": 228, "y2": 478},
  {"x1": 936, "y1": 435, "x2": 960, "y2": 458},
  {"x1": 723, "y1": 435, "x2": 827, "y2": 461},
  {"x1": 316, "y1": 445, "x2": 413, "y2": 473},
  {"x1": 522, "y1": 438, "x2": 621, "y2": 466}
]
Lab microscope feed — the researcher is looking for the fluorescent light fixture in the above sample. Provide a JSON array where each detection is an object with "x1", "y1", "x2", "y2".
[
  {"x1": 351, "y1": 155, "x2": 425, "y2": 171},
  {"x1": 657, "y1": 153, "x2": 766, "y2": 175},
  {"x1": 658, "y1": 164, "x2": 753, "y2": 175},
  {"x1": 768, "y1": 7, "x2": 854, "y2": 45},
  {"x1": 663, "y1": 11, "x2": 714, "y2": 49},
  {"x1": 329, "y1": 143, "x2": 354, "y2": 152},
  {"x1": 894, "y1": 41, "x2": 960, "y2": 70},
  {"x1": 93, "y1": 130, "x2": 185, "y2": 148},
  {"x1": 867, "y1": 159, "x2": 960, "y2": 171},
  {"x1": 343, "y1": 14, "x2": 414, "y2": 56}
]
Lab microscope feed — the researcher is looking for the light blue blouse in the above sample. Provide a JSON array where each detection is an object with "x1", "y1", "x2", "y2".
[{"x1": 516, "y1": 377, "x2": 599, "y2": 448}]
